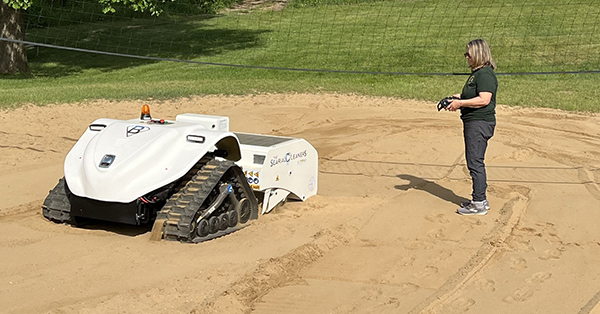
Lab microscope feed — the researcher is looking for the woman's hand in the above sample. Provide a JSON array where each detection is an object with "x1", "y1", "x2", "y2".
[
  {"x1": 446, "y1": 92, "x2": 492, "y2": 111},
  {"x1": 446, "y1": 99, "x2": 461, "y2": 111}
]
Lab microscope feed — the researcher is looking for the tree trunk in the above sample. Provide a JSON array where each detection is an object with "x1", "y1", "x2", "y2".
[{"x1": 0, "y1": 1, "x2": 29, "y2": 74}]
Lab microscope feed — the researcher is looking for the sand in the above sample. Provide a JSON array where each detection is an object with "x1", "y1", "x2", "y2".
[{"x1": 1, "y1": 93, "x2": 599, "y2": 314}]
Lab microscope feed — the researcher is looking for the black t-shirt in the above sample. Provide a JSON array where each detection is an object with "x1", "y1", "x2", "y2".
[{"x1": 460, "y1": 66, "x2": 497, "y2": 122}]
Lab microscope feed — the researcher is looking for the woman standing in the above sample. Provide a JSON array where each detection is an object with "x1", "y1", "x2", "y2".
[{"x1": 445, "y1": 39, "x2": 497, "y2": 216}]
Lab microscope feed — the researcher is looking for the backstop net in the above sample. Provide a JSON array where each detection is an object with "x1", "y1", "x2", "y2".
[{"x1": 5, "y1": 0, "x2": 600, "y2": 75}]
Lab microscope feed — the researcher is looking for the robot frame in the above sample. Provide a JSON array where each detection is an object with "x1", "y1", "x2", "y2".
[{"x1": 42, "y1": 105, "x2": 318, "y2": 243}]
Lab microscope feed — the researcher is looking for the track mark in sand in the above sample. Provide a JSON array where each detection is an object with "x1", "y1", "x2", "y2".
[
  {"x1": 408, "y1": 186, "x2": 532, "y2": 314},
  {"x1": 578, "y1": 167, "x2": 600, "y2": 201},
  {"x1": 0, "y1": 202, "x2": 50, "y2": 247},
  {"x1": 449, "y1": 298, "x2": 476, "y2": 312},
  {"x1": 528, "y1": 272, "x2": 552, "y2": 284},
  {"x1": 510, "y1": 257, "x2": 527, "y2": 270},
  {"x1": 193, "y1": 222, "x2": 361, "y2": 314},
  {"x1": 299, "y1": 275, "x2": 423, "y2": 292},
  {"x1": 0, "y1": 145, "x2": 48, "y2": 153},
  {"x1": 538, "y1": 248, "x2": 563, "y2": 260},
  {"x1": 579, "y1": 288, "x2": 600, "y2": 314},
  {"x1": 503, "y1": 286, "x2": 535, "y2": 303},
  {"x1": 414, "y1": 266, "x2": 439, "y2": 279},
  {"x1": 502, "y1": 272, "x2": 553, "y2": 304},
  {"x1": 0, "y1": 236, "x2": 45, "y2": 247},
  {"x1": 0, "y1": 200, "x2": 131, "y2": 237},
  {"x1": 506, "y1": 118, "x2": 600, "y2": 141},
  {"x1": 475, "y1": 278, "x2": 496, "y2": 292},
  {"x1": 321, "y1": 158, "x2": 595, "y2": 186},
  {"x1": 0, "y1": 132, "x2": 75, "y2": 153},
  {"x1": 0, "y1": 201, "x2": 40, "y2": 219},
  {"x1": 425, "y1": 213, "x2": 450, "y2": 224}
]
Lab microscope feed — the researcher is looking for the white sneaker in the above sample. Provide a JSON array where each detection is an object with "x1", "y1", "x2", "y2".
[
  {"x1": 457, "y1": 200, "x2": 488, "y2": 216},
  {"x1": 460, "y1": 199, "x2": 490, "y2": 210}
]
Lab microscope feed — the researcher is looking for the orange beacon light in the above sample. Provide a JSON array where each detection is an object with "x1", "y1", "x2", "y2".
[{"x1": 141, "y1": 105, "x2": 151, "y2": 120}]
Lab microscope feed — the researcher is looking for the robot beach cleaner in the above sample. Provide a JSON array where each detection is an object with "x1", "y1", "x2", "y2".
[{"x1": 42, "y1": 105, "x2": 318, "y2": 242}]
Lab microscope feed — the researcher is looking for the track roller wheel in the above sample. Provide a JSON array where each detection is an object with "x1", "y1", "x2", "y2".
[
  {"x1": 209, "y1": 216, "x2": 220, "y2": 234},
  {"x1": 238, "y1": 198, "x2": 251, "y2": 224},
  {"x1": 218, "y1": 213, "x2": 229, "y2": 230},
  {"x1": 227, "y1": 209, "x2": 238, "y2": 227},
  {"x1": 159, "y1": 159, "x2": 259, "y2": 242},
  {"x1": 197, "y1": 219, "x2": 210, "y2": 237}
]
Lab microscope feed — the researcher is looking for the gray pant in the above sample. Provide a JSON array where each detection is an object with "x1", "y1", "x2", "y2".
[{"x1": 463, "y1": 120, "x2": 495, "y2": 202}]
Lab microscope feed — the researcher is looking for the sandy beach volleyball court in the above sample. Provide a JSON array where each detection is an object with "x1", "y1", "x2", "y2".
[{"x1": 1, "y1": 93, "x2": 599, "y2": 313}]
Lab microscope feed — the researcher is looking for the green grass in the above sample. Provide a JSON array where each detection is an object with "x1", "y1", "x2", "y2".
[{"x1": 1, "y1": 0, "x2": 599, "y2": 111}]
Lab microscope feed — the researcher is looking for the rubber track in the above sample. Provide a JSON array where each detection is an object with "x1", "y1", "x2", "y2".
[
  {"x1": 157, "y1": 159, "x2": 258, "y2": 243},
  {"x1": 42, "y1": 177, "x2": 73, "y2": 223}
]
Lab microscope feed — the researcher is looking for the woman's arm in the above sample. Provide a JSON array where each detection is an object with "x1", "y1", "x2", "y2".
[{"x1": 446, "y1": 92, "x2": 492, "y2": 111}]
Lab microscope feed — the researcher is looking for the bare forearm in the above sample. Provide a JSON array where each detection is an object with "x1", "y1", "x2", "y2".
[
  {"x1": 446, "y1": 92, "x2": 492, "y2": 111},
  {"x1": 454, "y1": 96, "x2": 490, "y2": 108}
]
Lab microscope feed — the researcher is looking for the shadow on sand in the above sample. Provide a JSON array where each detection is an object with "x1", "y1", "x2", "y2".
[
  {"x1": 74, "y1": 218, "x2": 153, "y2": 237},
  {"x1": 395, "y1": 174, "x2": 469, "y2": 206}
]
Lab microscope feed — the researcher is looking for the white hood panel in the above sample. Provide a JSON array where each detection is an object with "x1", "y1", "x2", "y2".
[{"x1": 65, "y1": 118, "x2": 240, "y2": 203}]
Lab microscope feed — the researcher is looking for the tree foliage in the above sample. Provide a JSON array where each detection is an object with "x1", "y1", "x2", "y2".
[
  {"x1": 96, "y1": 0, "x2": 173, "y2": 15},
  {"x1": 3, "y1": 0, "x2": 172, "y2": 14},
  {"x1": 1, "y1": 0, "x2": 243, "y2": 74},
  {"x1": 3, "y1": 0, "x2": 33, "y2": 10},
  {"x1": 3, "y1": 0, "x2": 238, "y2": 15}
]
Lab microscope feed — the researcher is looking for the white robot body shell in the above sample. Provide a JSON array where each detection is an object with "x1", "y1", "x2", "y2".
[
  {"x1": 65, "y1": 114, "x2": 241, "y2": 203},
  {"x1": 234, "y1": 132, "x2": 318, "y2": 214}
]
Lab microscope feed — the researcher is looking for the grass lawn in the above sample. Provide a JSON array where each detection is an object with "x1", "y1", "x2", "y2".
[{"x1": 1, "y1": 0, "x2": 598, "y2": 111}]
